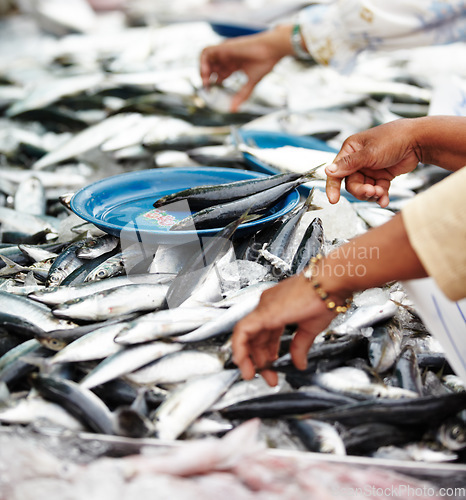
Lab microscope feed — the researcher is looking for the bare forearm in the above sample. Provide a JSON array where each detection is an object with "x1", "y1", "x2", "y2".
[
  {"x1": 412, "y1": 116, "x2": 466, "y2": 171},
  {"x1": 319, "y1": 213, "x2": 427, "y2": 301},
  {"x1": 260, "y1": 24, "x2": 294, "y2": 59}
]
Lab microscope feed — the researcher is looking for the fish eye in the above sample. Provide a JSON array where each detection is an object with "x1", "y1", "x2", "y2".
[
  {"x1": 46, "y1": 339, "x2": 64, "y2": 350},
  {"x1": 451, "y1": 426, "x2": 462, "y2": 439},
  {"x1": 97, "y1": 270, "x2": 107, "y2": 278}
]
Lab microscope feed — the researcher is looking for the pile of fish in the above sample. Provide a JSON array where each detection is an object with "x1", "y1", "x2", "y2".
[{"x1": 0, "y1": 6, "x2": 466, "y2": 475}]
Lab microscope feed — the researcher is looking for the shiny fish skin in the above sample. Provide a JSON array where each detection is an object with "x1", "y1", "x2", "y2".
[
  {"x1": 14, "y1": 177, "x2": 47, "y2": 216},
  {"x1": 52, "y1": 283, "x2": 170, "y2": 321},
  {"x1": 312, "y1": 367, "x2": 418, "y2": 401},
  {"x1": 220, "y1": 387, "x2": 357, "y2": 420},
  {"x1": 166, "y1": 214, "x2": 246, "y2": 308},
  {"x1": 169, "y1": 175, "x2": 314, "y2": 231},
  {"x1": 29, "y1": 273, "x2": 174, "y2": 307},
  {"x1": 329, "y1": 300, "x2": 398, "y2": 335},
  {"x1": 76, "y1": 234, "x2": 119, "y2": 260},
  {"x1": 153, "y1": 369, "x2": 240, "y2": 440},
  {"x1": 153, "y1": 170, "x2": 306, "y2": 210},
  {"x1": 0, "y1": 396, "x2": 86, "y2": 431},
  {"x1": 0, "y1": 291, "x2": 76, "y2": 332},
  {"x1": 31, "y1": 373, "x2": 116, "y2": 435},
  {"x1": 79, "y1": 341, "x2": 183, "y2": 389},
  {"x1": 368, "y1": 319, "x2": 403, "y2": 373},
  {"x1": 48, "y1": 322, "x2": 129, "y2": 365},
  {"x1": 304, "y1": 392, "x2": 466, "y2": 428},
  {"x1": 126, "y1": 350, "x2": 226, "y2": 386},
  {"x1": 290, "y1": 216, "x2": 324, "y2": 275},
  {"x1": 114, "y1": 306, "x2": 225, "y2": 345},
  {"x1": 288, "y1": 418, "x2": 346, "y2": 455},
  {"x1": 173, "y1": 293, "x2": 262, "y2": 343},
  {"x1": 262, "y1": 190, "x2": 316, "y2": 265},
  {"x1": 46, "y1": 240, "x2": 89, "y2": 287},
  {"x1": 32, "y1": 113, "x2": 142, "y2": 170}
]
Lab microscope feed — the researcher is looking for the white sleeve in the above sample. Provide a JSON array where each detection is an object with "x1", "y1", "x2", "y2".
[{"x1": 298, "y1": 0, "x2": 466, "y2": 71}]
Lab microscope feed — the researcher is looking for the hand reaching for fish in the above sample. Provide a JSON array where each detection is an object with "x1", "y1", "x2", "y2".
[
  {"x1": 325, "y1": 116, "x2": 466, "y2": 207},
  {"x1": 232, "y1": 273, "x2": 337, "y2": 387},
  {"x1": 200, "y1": 26, "x2": 293, "y2": 112},
  {"x1": 324, "y1": 120, "x2": 421, "y2": 207}
]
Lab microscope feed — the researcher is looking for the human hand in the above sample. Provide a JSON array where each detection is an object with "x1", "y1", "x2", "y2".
[
  {"x1": 200, "y1": 27, "x2": 291, "y2": 112},
  {"x1": 232, "y1": 274, "x2": 337, "y2": 386},
  {"x1": 325, "y1": 119, "x2": 421, "y2": 207}
]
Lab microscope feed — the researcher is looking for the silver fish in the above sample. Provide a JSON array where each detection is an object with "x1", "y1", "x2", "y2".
[
  {"x1": 14, "y1": 176, "x2": 47, "y2": 216},
  {"x1": 126, "y1": 349, "x2": 227, "y2": 386},
  {"x1": 29, "y1": 273, "x2": 174, "y2": 307},
  {"x1": 313, "y1": 367, "x2": 418, "y2": 400},
  {"x1": 0, "y1": 291, "x2": 75, "y2": 332},
  {"x1": 76, "y1": 234, "x2": 119, "y2": 260},
  {"x1": 153, "y1": 369, "x2": 240, "y2": 440},
  {"x1": 289, "y1": 418, "x2": 346, "y2": 455},
  {"x1": 48, "y1": 322, "x2": 129, "y2": 365},
  {"x1": 329, "y1": 300, "x2": 398, "y2": 335},
  {"x1": 368, "y1": 320, "x2": 403, "y2": 373},
  {"x1": 114, "y1": 306, "x2": 225, "y2": 345},
  {"x1": 79, "y1": 341, "x2": 183, "y2": 389},
  {"x1": 0, "y1": 395, "x2": 86, "y2": 431},
  {"x1": 173, "y1": 291, "x2": 263, "y2": 343},
  {"x1": 7, "y1": 73, "x2": 104, "y2": 117},
  {"x1": 0, "y1": 206, "x2": 59, "y2": 236},
  {"x1": 52, "y1": 283, "x2": 170, "y2": 321},
  {"x1": 33, "y1": 113, "x2": 142, "y2": 170},
  {"x1": 31, "y1": 373, "x2": 116, "y2": 435}
]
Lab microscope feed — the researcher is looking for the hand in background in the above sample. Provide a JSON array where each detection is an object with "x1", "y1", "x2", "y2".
[{"x1": 200, "y1": 27, "x2": 292, "y2": 112}]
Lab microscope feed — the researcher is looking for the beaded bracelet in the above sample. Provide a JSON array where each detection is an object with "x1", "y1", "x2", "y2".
[
  {"x1": 302, "y1": 254, "x2": 353, "y2": 314},
  {"x1": 290, "y1": 24, "x2": 315, "y2": 62}
]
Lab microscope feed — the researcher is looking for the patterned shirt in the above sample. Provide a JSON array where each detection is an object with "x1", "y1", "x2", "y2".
[{"x1": 299, "y1": 0, "x2": 466, "y2": 71}]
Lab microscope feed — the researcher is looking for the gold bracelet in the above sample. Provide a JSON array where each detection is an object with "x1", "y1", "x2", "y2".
[{"x1": 302, "y1": 254, "x2": 353, "y2": 314}]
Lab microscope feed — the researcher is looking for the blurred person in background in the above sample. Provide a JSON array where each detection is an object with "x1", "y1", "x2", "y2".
[
  {"x1": 232, "y1": 115, "x2": 466, "y2": 386},
  {"x1": 201, "y1": 0, "x2": 466, "y2": 111},
  {"x1": 0, "y1": 0, "x2": 17, "y2": 16}
]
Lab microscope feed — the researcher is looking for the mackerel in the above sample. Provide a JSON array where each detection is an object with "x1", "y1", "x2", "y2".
[
  {"x1": 126, "y1": 349, "x2": 227, "y2": 386},
  {"x1": 29, "y1": 273, "x2": 174, "y2": 307},
  {"x1": 288, "y1": 418, "x2": 346, "y2": 455},
  {"x1": 304, "y1": 392, "x2": 466, "y2": 428},
  {"x1": 52, "y1": 283, "x2": 170, "y2": 321},
  {"x1": 48, "y1": 322, "x2": 129, "y2": 365},
  {"x1": 329, "y1": 300, "x2": 398, "y2": 335},
  {"x1": 79, "y1": 340, "x2": 183, "y2": 389},
  {"x1": 166, "y1": 214, "x2": 247, "y2": 308},
  {"x1": 76, "y1": 234, "x2": 119, "y2": 260},
  {"x1": 173, "y1": 293, "x2": 263, "y2": 343},
  {"x1": 31, "y1": 373, "x2": 116, "y2": 435},
  {"x1": 114, "y1": 306, "x2": 225, "y2": 345},
  {"x1": 32, "y1": 113, "x2": 141, "y2": 170},
  {"x1": 0, "y1": 396, "x2": 86, "y2": 431},
  {"x1": 154, "y1": 170, "x2": 312, "y2": 210},
  {"x1": 169, "y1": 173, "x2": 315, "y2": 231},
  {"x1": 0, "y1": 291, "x2": 76, "y2": 332},
  {"x1": 153, "y1": 369, "x2": 240, "y2": 440},
  {"x1": 290, "y1": 217, "x2": 324, "y2": 275}
]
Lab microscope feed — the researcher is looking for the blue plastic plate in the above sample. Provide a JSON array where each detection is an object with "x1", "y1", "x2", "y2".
[
  {"x1": 70, "y1": 167, "x2": 301, "y2": 243},
  {"x1": 237, "y1": 130, "x2": 337, "y2": 175},
  {"x1": 209, "y1": 22, "x2": 266, "y2": 38}
]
